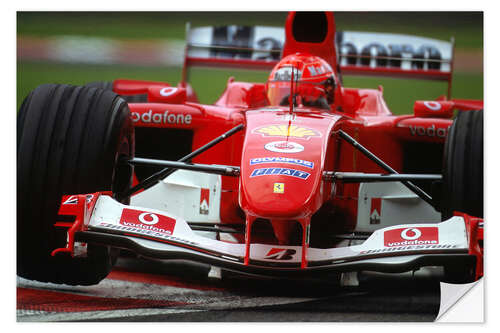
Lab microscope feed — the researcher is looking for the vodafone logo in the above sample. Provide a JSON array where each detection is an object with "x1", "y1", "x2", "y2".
[
  {"x1": 131, "y1": 110, "x2": 192, "y2": 125},
  {"x1": 384, "y1": 227, "x2": 438, "y2": 247},
  {"x1": 160, "y1": 87, "x2": 177, "y2": 97},
  {"x1": 400, "y1": 228, "x2": 421, "y2": 240},
  {"x1": 138, "y1": 213, "x2": 159, "y2": 225},
  {"x1": 119, "y1": 208, "x2": 176, "y2": 235},
  {"x1": 423, "y1": 101, "x2": 442, "y2": 111},
  {"x1": 409, "y1": 124, "x2": 449, "y2": 138}
]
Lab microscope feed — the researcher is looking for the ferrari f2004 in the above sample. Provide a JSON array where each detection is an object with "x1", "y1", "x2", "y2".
[{"x1": 17, "y1": 12, "x2": 483, "y2": 286}]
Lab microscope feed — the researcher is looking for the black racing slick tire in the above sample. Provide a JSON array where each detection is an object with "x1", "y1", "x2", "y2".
[
  {"x1": 17, "y1": 84, "x2": 135, "y2": 285},
  {"x1": 441, "y1": 110, "x2": 483, "y2": 220},
  {"x1": 85, "y1": 81, "x2": 148, "y2": 103}
]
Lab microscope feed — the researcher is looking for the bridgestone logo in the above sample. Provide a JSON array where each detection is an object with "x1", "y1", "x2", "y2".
[
  {"x1": 98, "y1": 222, "x2": 197, "y2": 246},
  {"x1": 264, "y1": 248, "x2": 297, "y2": 260},
  {"x1": 360, "y1": 244, "x2": 457, "y2": 255},
  {"x1": 122, "y1": 221, "x2": 171, "y2": 235}
]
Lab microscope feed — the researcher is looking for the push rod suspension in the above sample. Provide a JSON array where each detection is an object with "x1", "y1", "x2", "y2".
[
  {"x1": 336, "y1": 130, "x2": 435, "y2": 207},
  {"x1": 129, "y1": 158, "x2": 240, "y2": 177},
  {"x1": 117, "y1": 123, "x2": 244, "y2": 200},
  {"x1": 324, "y1": 172, "x2": 442, "y2": 183}
]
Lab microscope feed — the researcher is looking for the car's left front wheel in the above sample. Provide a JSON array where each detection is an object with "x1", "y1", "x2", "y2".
[{"x1": 17, "y1": 84, "x2": 134, "y2": 285}]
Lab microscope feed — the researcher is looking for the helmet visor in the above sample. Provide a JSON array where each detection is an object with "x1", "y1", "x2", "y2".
[
  {"x1": 267, "y1": 80, "x2": 328, "y2": 107},
  {"x1": 267, "y1": 81, "x2": 293, "y2": 106}
]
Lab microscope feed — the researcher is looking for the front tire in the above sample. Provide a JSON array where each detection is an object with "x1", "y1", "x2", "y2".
[
  {"x1": 17, "y1": 84, "x2": 134, "y2": 285},
  {"x1": 441, "y1": 110, "x2": 483, "y2": 219}
]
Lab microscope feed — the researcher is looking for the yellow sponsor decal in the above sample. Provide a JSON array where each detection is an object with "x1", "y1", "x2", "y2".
[
  {"x1": 273, "y1": 183, "x2": 285, "y2": 194},
  {"x1": 254, "y1": 124, "x2": 320, "y2": 140}
]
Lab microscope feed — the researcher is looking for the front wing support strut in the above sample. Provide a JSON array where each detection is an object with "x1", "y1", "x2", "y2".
[
  {"x1": 117, "y1": 123, "x2": 244, "y2": 200},
  {"x1": 129, "y1": 158, "x2": 240, "y2": 177},
  {"x1": 243, "y1": 216, "x2": 311, "y2": 268},
  {"x1": 324, "y1": 172, "x2": 442, "y2": 183}
]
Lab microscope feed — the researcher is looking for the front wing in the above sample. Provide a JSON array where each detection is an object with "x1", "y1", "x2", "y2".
[{"x1": 57, "y1": 194, "x2": 481, "y2": 278}]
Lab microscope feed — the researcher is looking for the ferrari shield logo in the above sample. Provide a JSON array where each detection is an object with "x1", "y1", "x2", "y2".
[
  {"x1": 273, "y1": 183, "x2": 285, "y2": 193},
  {"x1": 253, "y1": 124, "x2": 320, "y2": 140}
]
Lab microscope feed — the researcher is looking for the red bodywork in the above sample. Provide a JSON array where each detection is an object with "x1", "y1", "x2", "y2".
[
  {"x1": 118, "y1": 12, "x2": 483, "y2": 247},
  {"x1": 456, "y1": 212, "x2": 484, "y2": 280}
]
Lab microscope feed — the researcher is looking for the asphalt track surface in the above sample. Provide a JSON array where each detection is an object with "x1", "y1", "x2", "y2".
[{"x1": 16, "y1": 255, "x2": 441, "y2": 322}]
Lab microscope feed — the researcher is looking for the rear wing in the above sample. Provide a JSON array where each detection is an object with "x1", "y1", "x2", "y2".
[{"x1": 182, "y1": 25, "x2": 455, "y2": 98}]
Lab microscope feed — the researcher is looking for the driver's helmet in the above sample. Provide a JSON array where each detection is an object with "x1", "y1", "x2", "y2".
[{"x1": 266, "y1": 53, "x2": 336, "y2": 109}]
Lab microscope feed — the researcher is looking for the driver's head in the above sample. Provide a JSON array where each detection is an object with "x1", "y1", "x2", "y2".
[{"x1": 266, "y1": 53, "x2": 337, "y2": 109}]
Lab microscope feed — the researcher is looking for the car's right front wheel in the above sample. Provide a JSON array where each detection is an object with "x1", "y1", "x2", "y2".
[
  {"x1": 441, "y1": 110, "x2": 483, "y2": 220},
  {"x1": 441, "y1": 109, "x2": 483, "y2": 283}
]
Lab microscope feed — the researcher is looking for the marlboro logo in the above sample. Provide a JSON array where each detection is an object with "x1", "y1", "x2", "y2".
[
  {"x1": 200, "y1": 188, "x2": 210, "y2": 215},
  {"x1": 370, "y1": 198, "x2": 381, "y2": 224}
]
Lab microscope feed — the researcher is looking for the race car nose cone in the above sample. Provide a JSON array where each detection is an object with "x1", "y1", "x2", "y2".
[{"x1": 239, "y1": 110, "x2": 338, "y2": 219}]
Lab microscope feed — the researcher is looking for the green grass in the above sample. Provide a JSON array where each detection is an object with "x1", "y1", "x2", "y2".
[
  {"x1": 17, "y1": 12, "x2": 482, "y2": 51},
  {"x1": 16, "y1": 62, "x2": 268, "y2": 108},
  {"x1": 17, "y1": 61, "x2": 482, "y2": 114},
  {"x1": 343, "y1": 73, "x2": 483, "y2": 114},
  {"x1": 17, "y1": 12, "x2": 289, "y2": 41},
  {"x1": 17, "y1": 12, "x2": 483, "y2": 112}
]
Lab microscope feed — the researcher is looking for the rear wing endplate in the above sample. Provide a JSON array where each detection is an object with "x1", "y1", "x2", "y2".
[{"x1": 182, "y1": 24, "x2": 455, "y2": 97}]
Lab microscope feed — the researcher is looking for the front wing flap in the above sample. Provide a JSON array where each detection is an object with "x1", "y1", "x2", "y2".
[{"x1": 75, "y1": 195, "x2": 474, "y2": 277}]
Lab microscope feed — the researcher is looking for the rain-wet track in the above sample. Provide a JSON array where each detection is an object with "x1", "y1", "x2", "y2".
[{"x1": 17, "y1": 255, "x2": 441, "y2": 322}]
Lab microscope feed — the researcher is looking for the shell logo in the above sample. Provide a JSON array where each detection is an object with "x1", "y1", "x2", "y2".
[{"x1": 253, "y1": 125, "x2": 321, "y2": 140}]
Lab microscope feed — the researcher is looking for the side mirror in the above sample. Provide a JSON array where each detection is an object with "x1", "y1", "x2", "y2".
[{"x1": 413, "y1": 101, "x2": 454, "y2": 118}]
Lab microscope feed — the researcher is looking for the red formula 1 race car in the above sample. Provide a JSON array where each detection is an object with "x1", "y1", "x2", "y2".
[{"x1": 17, "y1": 12, "x2": 483, "y2": 286}]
